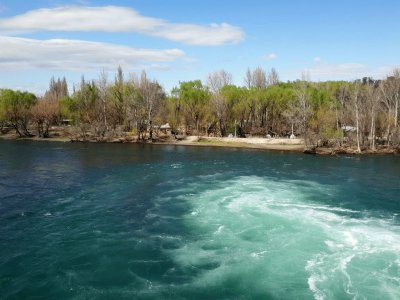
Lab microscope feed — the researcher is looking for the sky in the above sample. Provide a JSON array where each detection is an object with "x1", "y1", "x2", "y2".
[{"x1": 0, "y1": 0, "x2": 399, "y2": 95}]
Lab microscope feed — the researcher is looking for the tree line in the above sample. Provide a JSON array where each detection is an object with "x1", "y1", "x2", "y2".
[{"x1": 1, "y1": 66, "x2": 399, "y2": 151}]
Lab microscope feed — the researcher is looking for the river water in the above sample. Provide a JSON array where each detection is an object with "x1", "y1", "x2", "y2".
[{"x1": 0, "y1": 140, "x2": 399, "y2": 299}]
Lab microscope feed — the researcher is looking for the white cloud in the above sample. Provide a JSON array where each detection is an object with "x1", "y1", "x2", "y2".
[
  {"x1": 314, "y1": 56, "x2": 321, "y2": 62},
  {"x1": 0, "y1": 35, "x2": 185, "y2": 71},
  {"x1": 305, "y1": 62, "x2": 398, "y2": 80},
  {"x1": 153, "y1": 23, "x2": 244, "y2": 46},
  {"x1": 308, "y1": 63, "x2": 367, "y2": 78},
  {"x1": 262, "y1": 53, "x2": 277, "y2": 61},
  {"x1": 0, "y1": 6, "x2": 160, "y2": 33},
  {"x1": 0, "y1": 6, "x2": 245, "y2": 46}
]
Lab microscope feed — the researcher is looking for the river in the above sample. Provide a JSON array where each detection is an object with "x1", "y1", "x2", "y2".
[{"x1": 0, "y1": 140, "x2": 399, "y2": 299}]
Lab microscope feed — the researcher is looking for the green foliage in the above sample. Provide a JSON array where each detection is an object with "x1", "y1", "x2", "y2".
[
  {"x1": 0, "y1": 89, "x2": 37, "y2": 136},
  {"x1": 309, "y1": 87, "x2": 333, "y2": 109},
  {"x1": 321, "y1": 128, "x2": 342, "y2": 139},
  {"x1": 175, "y1": 80, "x2": 210, "y2": 132},
  {"x1": 178, "y1": 80, "x2": 210, "y2": 108},
  {"x1": 0, "y1": 89, "x2": 6, "y2": 122},
  {"x1": 59, "y1": 96, "x2": 76, "y2": 121},
  {"x1": 72, "y1": 80, "x2": 99, "y2": 124},
  {"x1": 0, "y1": 89, "x2": 37, "y2": 110}
]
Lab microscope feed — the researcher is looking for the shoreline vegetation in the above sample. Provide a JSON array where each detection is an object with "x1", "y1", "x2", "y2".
[{"x1": 1, "y1": 67, "x2": 400, "y2": 155}]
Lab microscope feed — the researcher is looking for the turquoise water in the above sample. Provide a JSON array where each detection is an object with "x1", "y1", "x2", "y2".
[{"x1": 0, "y1": 140, "x2": 399, "y2": 299}]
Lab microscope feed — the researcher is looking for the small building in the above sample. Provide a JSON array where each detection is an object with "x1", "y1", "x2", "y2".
[
  {"x1": 61, "y1": 119, "x2": 72, "y2": 126},
  {"x1": 341, "y1": 126, "x2": 356, "y2": 133},
  {"x1": 160, "y1": 123, "x2": 172, "y2": 134}
]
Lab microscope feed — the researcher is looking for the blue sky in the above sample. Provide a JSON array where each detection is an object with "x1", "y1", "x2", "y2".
[{"x1": 0, "y1": 0, "x2": 399, "y2": 94}]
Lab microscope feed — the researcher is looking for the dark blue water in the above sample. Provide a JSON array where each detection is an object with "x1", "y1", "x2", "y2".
[{"x1": 0, "y1": 140, "x2": 399, "y2": 299}]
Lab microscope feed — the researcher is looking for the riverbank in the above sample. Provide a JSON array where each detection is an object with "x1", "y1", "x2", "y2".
[
  {"x1": 133, "y1": 136, "x2": 400, "y2": 155},
  {"x1": 0, "y1": 132, "x2": 305, "y2": 151},
  {"x1": 1, "y1": 132, "x2": 398, "y2": 155}
]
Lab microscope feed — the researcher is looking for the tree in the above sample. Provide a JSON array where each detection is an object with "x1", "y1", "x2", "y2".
[
  {"x1": 31, "y1": 96, "x2": 59, "y2": 138},
  {"x1": 220, "y1": 85, "x2": 248, "y2": 135},
  {"x1": 45, "y1": 77, "x2": 68, "y2": 105},
  {"x1": 294, "y1": 72, "x2": 311, "y2": 144},
  {"x1": 0, "y1": 91, "x2": 6, "y2": 132},
  {"x1": 244, "y1": 67, "x2": 267, "y2": 89},
  {"x1": 176, "y1": 80, "x2": 210, "y2": 135},
  {"x1": 0, "y1": 89, "x2": 37, "y2": 136},
  {"x1": 351, "y1": 82, "x2": 362, "y2": 153},
  {"x1": 207, "y1": 70, "x2": 233, "y2": 94},
  {"x1": 267, "y1": 68, "x2": 280, "y2": 86},
  {"x1": 207, "y1": 70, "x2": 233, "y2": 136},
  {"x1": 125, "y1": 80, "x2": 146, "y2": 140},
  {"x1": 133, "y1": 71, "x2": 165, "y2": 140},
  {"x1": 71, "y1": 77, "x2": 100, "y2": 139},
  {"x1": 164, "y1": 93, "x2": 182, "y2": 135},
  {"x1": 364, "y1": 81, "x2": 381, "y2": 150},
  {"x1": 388, "y1": 70, "x2": 400, "y2": 130},
  {"x1": 110, "y1": 66, "x2": 127, "y2": 127},
  {"x1": 380, "y1": 70, "x2": 400, "y2": 145},
  {"x1": 97, "y1": 70, "x2": 109, "y2": 132},
  {"x1": 283, "y1": 97, "x2": 300, "y2": 138}
]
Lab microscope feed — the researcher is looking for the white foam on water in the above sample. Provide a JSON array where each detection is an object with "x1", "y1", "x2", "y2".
[
  {"x1": 250, "y1": 250, "x2": 268, "y2": 258},
  {"x1": 343, "y1": 231, "x2": 358, "y2": 248},
  {"x1": 170, "y1": 163, "x2": 182, "y2": 169},
  {"x1": 307, "y1": 274, "x2": 325, "y2": 300},
  {"x1": 154, "y1": 175, "x2": 400, "y2": 299},
  {"x1": 214, "y1": 225, "x2": 224, "y2": 234}
]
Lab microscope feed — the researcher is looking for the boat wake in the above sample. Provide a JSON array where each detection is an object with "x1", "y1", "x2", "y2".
[{"x1": 150, "y1": 175, "x2": 400, "y2": 299}]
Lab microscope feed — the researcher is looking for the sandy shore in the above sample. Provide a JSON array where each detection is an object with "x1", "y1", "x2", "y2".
[{"x1": 162, "y1": 136, "x2": 305, "y2": 152}]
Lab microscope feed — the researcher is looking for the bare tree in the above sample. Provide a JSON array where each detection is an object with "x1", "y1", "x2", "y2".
[
  {"x1": 380, "y1": 79, "x2": 395, "y2": 145},
  {"x1": 207, "y1": 70, "x2": 232, "y2": 93},
  {"x1": 132, "y1": 71, "x2": 165, "y2": 140},
  {"x1": 283, "y1": 99, "x2": 300, "y2": 137},
  {"x1": 294, "y1": 71, "x2": 311, "y2": 144},
  {"x1": 46, "y1": 76, "x2": 68, "y2": 100},
  {"x1": 351, "y1": 82, "x2": 362, "y2": 153},
  {"x1": 267, "y1": 68, "x2": 280, "y2": 86},
  {"x1": 207, "y1": 70, "x2": 233, "y2": 136},
  {"x1": 97, "y1": 70, "x2": 109, "y2": 131},
  {"x1": 244, "y1": 68, "x2": 252, "y2": 89},
  {"x1": 363, "y1": 82, "x2": 380, "y2": 150},
  {"x1": 379, "y1": 70, "x2": 400, "y2": 146},
  {"x1": 253, "y1": 67, "x2": 267, "y2": 89},
  {"x1": 390, "y1": 69, "x2": 400, "y2": 129},
  {"x1": 244, "y1": 67, "x2": 267, "y2": 89},
  {"x1": 31, "y1": 96, "x2": 59, "y2": 138}
]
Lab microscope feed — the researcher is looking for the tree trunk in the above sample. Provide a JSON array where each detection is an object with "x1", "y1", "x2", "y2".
[
  {"x1": 149, "y1": 120, "x2": 153, "y2": 140},
  {"x1": 355, "y1": 100, "x2": 361, "y2": 153},
  {"x1": 370, "y1": 106, "x2": 376, "y2": 151},
  {"x1": 387, "y1": 107, "x2": 391, "y2": 146},
  {"x1": 195, "y1": 115, "x2": 199, "y2": 135},
  {"x1": 395, "y1": 98, "x2": 398, "y2": 129},
  {"x1": 335, "y1": 105, "x2": 339, "y2": 130},
  {"x1": 37, "y1": 122, "x2": 43, "y2": 138},
  {"x1": 44, "y1": 121, "x2": 50, "y2": 138}
]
